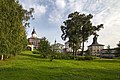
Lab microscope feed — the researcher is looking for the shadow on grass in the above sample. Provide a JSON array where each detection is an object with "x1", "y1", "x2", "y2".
[
  {"x1": 19, "y1": 53, "x2": 52, "y2": 62},
  {"x1": 19, "y1": 53, "x2": 40, "y2": 59}
]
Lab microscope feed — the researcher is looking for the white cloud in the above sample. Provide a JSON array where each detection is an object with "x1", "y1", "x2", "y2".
[
  {"x1": 19, "y1": 0, "x2": 47, "y2": 17},
  {"x1": 68, "y1": 0, "x2": 75, "y2": 3},
  {"x1": 48, "y1": 0, "x2": 82, "y2": 25},
  {"x1": 91, "y1": 0, "x2": 120, "y2": 48},
  {"x1": 32, "y1": 5, "x2": 47, "y2": 16},
  {"x1": 55, "y1": 0, "x2": 66, "y2": 9},
  {"x1": 48, "y1": 10, "x2": 64, "y2": 25},
  {"x1": 48, "y1": 0, "x2": 67, "y2": 25}
]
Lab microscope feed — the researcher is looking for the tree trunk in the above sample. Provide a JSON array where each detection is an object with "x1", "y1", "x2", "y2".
[
  {"x1": 72, "y1": 43, "x2": 75, "y2": 59},
  {"x1": 81, "y1": 33, "x2": 85, "y2": 56},
  {"x1": 75, "y1": 49, "x2": 77, "y2": 57},
  {"x1": 81, "y1": 26, "x2": 85, "y2": 56},
  {"x1": 81, "y1": 41, "x2": 84, "y2": 56},
  {"x1": 1, "y1": 55, "x2": 4, "y2": 60},
  {"x1": 7, "y1": 55, "x2": 9, "y2": 59}
]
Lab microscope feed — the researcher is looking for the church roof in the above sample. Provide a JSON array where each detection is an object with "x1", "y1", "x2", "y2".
[
  {"x1": 28, "y1": 37, "x2": 41, "y2": 40},
  {"x1": 32, "y1": 29, "x2": 36, "y2": 34},
  {"x1": 88, "y1": 35, "x2": 104, "y2": 47},
  {"x1": 88, "y1": 44, "x2": 104, "y2": 47}
]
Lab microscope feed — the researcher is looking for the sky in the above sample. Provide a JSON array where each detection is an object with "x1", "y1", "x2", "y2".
[{"x1": 19, "y1": 0, "x2": 120, "y2": 49}]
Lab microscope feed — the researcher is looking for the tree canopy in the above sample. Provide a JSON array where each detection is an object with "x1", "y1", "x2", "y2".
[
  {"x1": 38, "y1": 37, "x2": 52, "y2": 54},
  {"x1": 116, "y1": 42, "x2": 120, "y2": 57}
]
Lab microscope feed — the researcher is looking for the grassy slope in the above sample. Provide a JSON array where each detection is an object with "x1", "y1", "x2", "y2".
[{"x1": 0, "y1": 51, "x2": 120, "y2": 80}]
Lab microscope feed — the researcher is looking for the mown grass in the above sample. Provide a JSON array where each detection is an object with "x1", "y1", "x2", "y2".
[{"x1": 0, "y1": 51, "x2": 120, "y2": 80}]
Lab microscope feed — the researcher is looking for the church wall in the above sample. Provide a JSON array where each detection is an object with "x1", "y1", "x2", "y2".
[{"x1": 88, "y1": 46, "x2": 104, "y2": 55}]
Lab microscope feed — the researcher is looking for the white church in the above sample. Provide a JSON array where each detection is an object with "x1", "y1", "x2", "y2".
[{"x1": 27, "y1": 29, "x2": 41, "y2": 51}]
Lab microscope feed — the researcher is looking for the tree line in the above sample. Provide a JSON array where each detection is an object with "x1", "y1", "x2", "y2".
[{"x1": 0, "y1": 0, "x2": 33, "y2": 60}]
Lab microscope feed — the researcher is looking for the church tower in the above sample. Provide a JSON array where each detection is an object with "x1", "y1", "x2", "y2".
[
  {"x1": 31, "y1": 28, "x2": 37, "y2": 38},
  {"x1": 28, "y1": 28, "x2": 40, "y2": 51},
  {"x1": 88, "y1": 35, "x2": 104, "y2": 56}
]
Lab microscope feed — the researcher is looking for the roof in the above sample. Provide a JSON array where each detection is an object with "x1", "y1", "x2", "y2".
[
  {"x1": 88, "y1": 35, "x2": 104, "y2": 47},
  {"x1": 101, "y1": 48, "x2": 117, "y2": 54},
  {"x1": 28, "y1": 37, "x2": 41, "y2": 40},
  {"x1": 31, "y1": 29, "x2": 36, "y2": 34},
  {"x1": 88, "y1": 44, "x2": 104, "y2": 47}
]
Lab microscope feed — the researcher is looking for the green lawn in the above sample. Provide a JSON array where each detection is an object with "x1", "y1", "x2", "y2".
[{"x1": 0, "y1": 51, "x2": 120, "y2": 80}]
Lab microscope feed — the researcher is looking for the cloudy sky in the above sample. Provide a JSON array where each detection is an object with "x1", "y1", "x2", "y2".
[{"x1": 19, "y1": 0, "x2": 120, "y2": 49}]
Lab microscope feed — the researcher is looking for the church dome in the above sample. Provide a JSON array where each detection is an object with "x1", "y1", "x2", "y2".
[
  {"x1": 31, "y1": 28, "x2": 37, "y2": 38},
  {"x1": 32, "y1": 29, "x2": 36, "y2": 34}
]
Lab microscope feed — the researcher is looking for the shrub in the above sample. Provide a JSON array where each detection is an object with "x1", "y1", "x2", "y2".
[
  {"x1": 48, "y1": 52, "x2": 74, "y2": 60},
  {"x1": 84, "y1": 56, "x2": 93, "y2": 60},
  {"x1": 32, "y1": 50, "x2": 93, "y2": 61},
  {"x1": 39, "y1": 54, "x2": 47, "y2": 58},
  {"x1": 76, "y1": 56, "x2": 93, "y2": 60},
  {"x1": 32, "y1": 51, "x2": 40, "y2": 54},
  {"x1": 76, "y1": 56, "x2": 85, "y2": 60}
]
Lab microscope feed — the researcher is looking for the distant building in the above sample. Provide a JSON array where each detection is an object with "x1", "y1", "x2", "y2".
[
  {"x1": 100, "y1": 41, "x2": 120, "y2": 58},
  {"x1": 100, "y1": 49, "x2": 116, "y2": 58},
  {"x1": 64, "y1": 41, "x2": 73, "y2": 52},
  {"x1": 28, "y1": 29, "x2": 41, "y2": 51},
  {"x1": 88, "y1": 35, "x2": 104, "y2": 56},
  {"x1": 51, "y1": 40, "x2": 64, "y2": 53}
]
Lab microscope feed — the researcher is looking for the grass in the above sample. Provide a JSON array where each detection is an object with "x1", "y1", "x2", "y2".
[{"x1": 0, "y1": 51, "x2": 120, "y2": 80}]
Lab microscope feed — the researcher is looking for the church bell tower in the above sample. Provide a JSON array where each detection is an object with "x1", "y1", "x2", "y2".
[
  {"x1": 88, "y1": 35, "x2": 104, "y2": 56},
  {"x1": 31, "y1": 28, "x2": 37, "y2": 38}
]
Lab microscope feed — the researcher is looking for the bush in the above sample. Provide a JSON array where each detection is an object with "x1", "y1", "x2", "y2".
[
  {"x1": 76, "y1": 56, "x2": 93, "y2": 61},
  {"x1": 47, "y1": 52, "x2": 74, "y2": 60},
  {"x1": 39, "y1": 54, "x2": 47, "y2": 58},
  {"x1": 32, "y1": 51, "x2": 40, "y2": 54},
  {"x1": 32, "y1": 50, "x2": 93, "y2": 61},
  {"x1": 84, "y1": 56, "x2": 93, "y2": 60},
  {"x1": 76, "y1": 56, "x2": 85, "y2": 60}
]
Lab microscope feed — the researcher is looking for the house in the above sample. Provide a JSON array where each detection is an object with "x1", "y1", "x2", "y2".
[{"x1": 88, "y1": 35, "x2": 104, "y2": 56}]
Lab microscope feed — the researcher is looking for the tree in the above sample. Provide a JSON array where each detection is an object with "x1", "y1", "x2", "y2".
[
  {"x1": 61, "y1": 11, "x2": 103, "y2": 56},
  {"x1": 0, "y1": 0, "x2": 34, "y2": 60},
  {"x1": 38, "y1": 37, "x2": 52, "y2": 55},
  {"x1": 106, "y1": 45, "x2": 111, "y2": 54},
  {"x1": 116, "y1": 42, "x2": 120, "y2": 57},
  {"x1": 61, "y1": 12, "x2": 82, "y2": 58}
]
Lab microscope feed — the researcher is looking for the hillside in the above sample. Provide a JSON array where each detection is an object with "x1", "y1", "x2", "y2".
[{"x1": 0, "y1": 51, "x2": 120, "y2": 80}]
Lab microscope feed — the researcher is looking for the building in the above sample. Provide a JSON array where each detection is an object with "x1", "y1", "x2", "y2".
[
  {"x1": 64, "y1": 41, "x2": 73, "y2": 52},
  {"x1": 88, "y1": 35, "x2": 104, "y2": 56},
  {"x1": 51, "y1": 40, "x2": 64, "y2": 53},
  {"x1": 100, "y1": 41, "x2": 120, "y2": 58},
  {"x1": 28, "y1": 29, "x2": 41, "y2": 51},
  {"x1": 100, "y1": 49, "x2": 116, "y2": 58}
]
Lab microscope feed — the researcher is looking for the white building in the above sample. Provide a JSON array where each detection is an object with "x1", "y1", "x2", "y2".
[
  {"x1": 51, "y1": 40, "x2": 64, "y2": 53},
  {"x1": 27, "y1": 29, "x2": 41, "y2": 51},
  {"x1": 64, "y1": 42, "x2": 73, "y2": 52}
]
